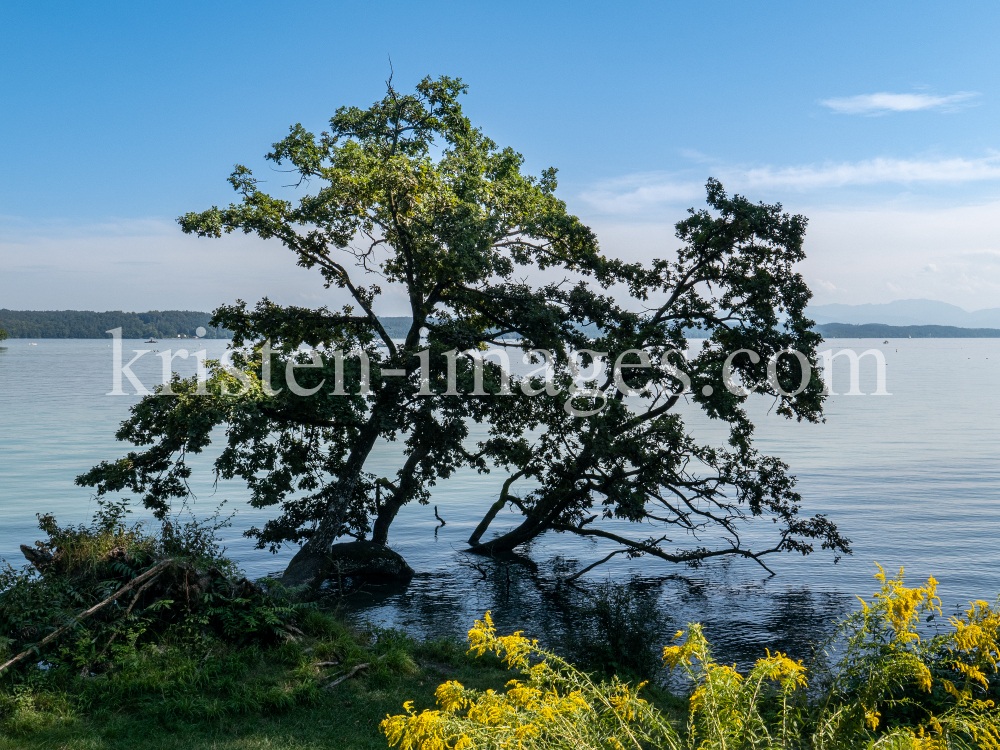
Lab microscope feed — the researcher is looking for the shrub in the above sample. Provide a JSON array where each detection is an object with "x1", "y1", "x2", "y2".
[
  {"x1": 0, "y1": 501, "x2": 309, "y2": 680},
  {"x1": 384, "y1": 566, "x2": 1000, "y2": 749}
]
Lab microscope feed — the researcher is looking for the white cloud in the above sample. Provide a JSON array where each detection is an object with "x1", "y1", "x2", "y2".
[
  {"x1": 738, "y1": 155, "x2": 1000, "y2": 190},
  {"x1": 579, "y1": 155, "x2": 1000, "y2": 215},
  {"x1": 798, "y1": 201, "x2": 1000, "y2": 309},
  {"x1": 579, "y1": 175, "x2": 704, "y2": 216},
  {"x1": 585, "y1": 200, "x2": 1000, "y2": 312},
  {"x1": 820, "y1": 91, "x2": 979, "y2": 115}
]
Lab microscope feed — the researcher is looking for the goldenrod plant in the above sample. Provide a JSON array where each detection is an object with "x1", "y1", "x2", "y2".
[
  {"x1": 384, "y1": 566, "x2": 1000, "y2": 749},
  {"x1": 382, "y1": 611, "x2": 681, "y2": 750}
]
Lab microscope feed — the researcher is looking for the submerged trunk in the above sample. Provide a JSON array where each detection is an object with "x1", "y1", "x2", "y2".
[
  {"x1": 469, "y1": 485, "x2": 580, "y2": 554},
  {"x1": 467, "y1": 471, "x2": 526, "y2": 547},
  {"x1": 279, "y1": 404, "x2": 431, "y2": 589},
  {"x1": 469, "y1": 513, "x2": 550, "y2": 553},
  {"x1": 281, "y1": 416, "x2": 382, "y2": 589}
]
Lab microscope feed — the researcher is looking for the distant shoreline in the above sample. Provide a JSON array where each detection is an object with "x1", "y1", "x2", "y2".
[
  {"x1": 0, "y1": 309, "x2": 231, "y2": 340},
  {"x1": 815, "y1": 322, "x2": 1000, "y2": 339},
  {"x1": 3, "y1": 310, "x2": 1000, "y2": 340}
]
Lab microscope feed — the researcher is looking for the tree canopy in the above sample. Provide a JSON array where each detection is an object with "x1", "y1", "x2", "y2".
[{"x1": 78, "y1": 76, "x2": 849, "y2": 588}]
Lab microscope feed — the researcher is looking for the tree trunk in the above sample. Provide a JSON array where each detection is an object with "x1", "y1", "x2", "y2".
[
  {"x1": 371, "y1": 494, "x2": 405, "y2": 544},
  {"x1": 281, "y1": 416, "x2": 382, "y2": 588},
  {"x1": 468, "y1": 470, "x2": 527, "y2": 546},
  {"x1": 470, "y1": 489, "x2": 579, "y2": 553},
  {"x1": 468, "y1": 513, "x2": 549, "y2": 552}
]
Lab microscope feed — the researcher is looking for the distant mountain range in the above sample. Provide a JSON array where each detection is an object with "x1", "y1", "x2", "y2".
[{"x1": 807, "y1": 299, "x2": 1000, "y2": 328}]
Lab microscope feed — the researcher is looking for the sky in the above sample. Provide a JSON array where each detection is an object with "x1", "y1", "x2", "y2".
[{"x1": 2, "y1": 0, "x2": 999, "y2": 314}]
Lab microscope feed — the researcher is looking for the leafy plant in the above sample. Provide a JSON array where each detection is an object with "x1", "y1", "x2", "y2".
[
  {"x1": 385, "y1": 567, "x2": 1000, "y2": 749},
  {"x1": 0, "y1": 501, "x2": 308, "y2": 681}
]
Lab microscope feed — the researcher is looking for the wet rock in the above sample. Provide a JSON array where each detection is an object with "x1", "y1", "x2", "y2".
[{"x1": 281, "y1": 541, "x2": 413, "y2": 590}]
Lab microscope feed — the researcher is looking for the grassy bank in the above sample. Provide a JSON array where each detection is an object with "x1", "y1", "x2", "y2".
[
  {"x1": 0, "y1": 505, "x2": 677, "y2": 749},
  {"x1": 0, "y1": 505, "x2": 522, "y2": 748},
  {"x1": 3, "y1": 507, "x2": 998, "y2": 749},
  {"x1": 0, "y1": 606, "x2": 681, "y2": 750},
  {"x1": 0, "y1": 611, "x2": 518, "y2": 750}
]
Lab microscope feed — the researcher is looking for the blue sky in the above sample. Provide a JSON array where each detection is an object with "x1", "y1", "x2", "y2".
[{"x1": 2, "y1": 0, "x2": 999, "y2": 313}]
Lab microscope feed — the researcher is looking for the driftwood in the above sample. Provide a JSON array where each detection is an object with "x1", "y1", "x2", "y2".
[
  {"x1": 0, "y1": 559, "x2": 174, "y2": 676},
  {"x1": 324, "y1": 662, "x2": 370, "y2": 688}
]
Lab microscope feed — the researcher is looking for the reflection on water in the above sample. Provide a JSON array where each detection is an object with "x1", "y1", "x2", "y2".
[{"x1": 330, "y1": 552, "x2": 853, "y2": 672}]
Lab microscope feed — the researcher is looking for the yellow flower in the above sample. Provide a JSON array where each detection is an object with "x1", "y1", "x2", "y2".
[
  {"x1": 868, "y1": 563, "x2": 942, "y2": 644},
  {"x1": 435, "y1": 680, "x2": 467, "y2": 713},
  {"x1": 467, "y1": 611, "x2": 497, "y2": 657},
  {"x1": 754, "y1": 648, "x2": 808, "y2": 689},
  {"x1": 865, "y1": 707, "x2": 881, "y2": 730},
  {"x1": 916, "y1": 662, "x2": 932, "y2": 693}
]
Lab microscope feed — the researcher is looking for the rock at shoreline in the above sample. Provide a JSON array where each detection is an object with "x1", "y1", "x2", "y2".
[{"x1": 280, "y1": 541, "x2": 413, "y2": 591}]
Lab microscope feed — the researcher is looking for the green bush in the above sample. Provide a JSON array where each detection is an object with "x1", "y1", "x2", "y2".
[{"x1": 0, "y1": 501, "x2": 309, "y2": 680}]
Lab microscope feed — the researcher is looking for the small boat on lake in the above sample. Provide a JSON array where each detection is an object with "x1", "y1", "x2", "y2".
[{"x1": 145, "y1": 339, "x2": 158, "y2": 343}]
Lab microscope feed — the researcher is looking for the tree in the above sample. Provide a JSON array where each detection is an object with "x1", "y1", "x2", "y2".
[
  {"x1": 78, "y1": 76, "x2": 848, "y2": 588},
  {"x1": 0, "y1": 327, "x2": 7, "y2": 342},
  {"x1": 467, "y1": 181, "x2": 850, "y2": 574}
]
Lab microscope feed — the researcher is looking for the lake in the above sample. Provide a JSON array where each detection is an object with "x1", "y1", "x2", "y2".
[{"x1": 2, "y1": 337, "x2": 998, "y2": 667}]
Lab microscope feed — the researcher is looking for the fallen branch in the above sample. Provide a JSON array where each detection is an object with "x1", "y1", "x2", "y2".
[
  {"x1": 312, "y1": 661, "x2": 341, "y2": 667},
  {"x1": 83, "y1": 570, "x2": 165, "y2": 676},
  {"x1": 0, "y1": 558, "x2": 174, "y2": 676},
  {"x1": 325, "y1": 662, "x2": 369, "y2": 688}
]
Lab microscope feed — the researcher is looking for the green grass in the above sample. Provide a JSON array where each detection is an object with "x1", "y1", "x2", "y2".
[
  {"x1": 0, "y1": 611, "x2": 515, "y2": 750},
  {"x1": 0, "y1": 667, "x2": 507, "y2": 749}
]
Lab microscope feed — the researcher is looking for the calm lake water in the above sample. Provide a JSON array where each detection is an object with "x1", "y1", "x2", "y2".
[{"x1": 2, "y1": 338, "x2": 998, "y2": 666}]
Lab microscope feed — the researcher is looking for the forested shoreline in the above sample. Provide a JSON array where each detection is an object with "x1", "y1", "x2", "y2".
[
  {"x1": 0, "y1": 310, "x2": 230, "y2": 339},
  {"x1": 816, "y1": 322, "x2": 1000, "y2": 338},
  {"x1": 4, "y1": 310, "x2": 999, "y2": 341},
  {"x1": 0, "y1": 311, "x2": 424, "y2": 340}
]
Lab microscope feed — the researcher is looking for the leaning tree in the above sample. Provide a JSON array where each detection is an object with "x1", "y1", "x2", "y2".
[{"x1": 78, "y1": 76, "x2": 849, "y2": 588}]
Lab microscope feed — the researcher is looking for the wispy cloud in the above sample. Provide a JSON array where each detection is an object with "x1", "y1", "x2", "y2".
[
  {"x1": 737, "y1": 155, "x2": 1000, "y2": 189},
  {"x1": 580, "y1": 155, "x2": 1000, "y2": 214},
  {"x1": 820, "y1": 91, "x2": 979, "y2": 115},
  {"x1": 579, "y1": 175, "x2": 705, "y2": 216}
]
